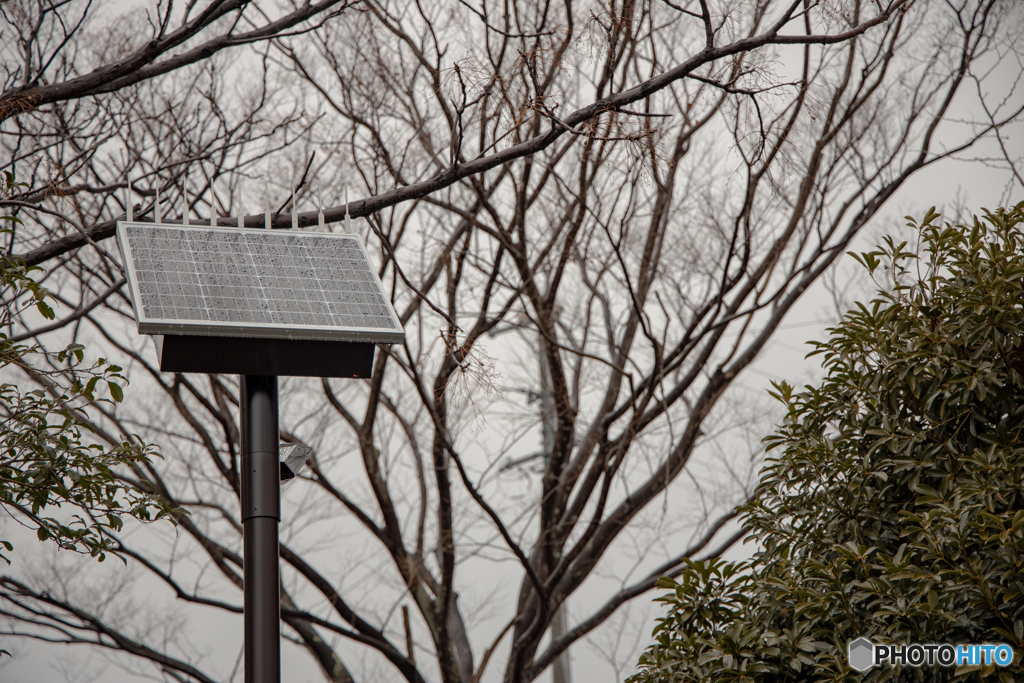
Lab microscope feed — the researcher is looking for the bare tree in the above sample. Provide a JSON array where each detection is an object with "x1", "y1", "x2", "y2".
[
  {"x1": 0, "y1": 0, "x2": 359, "y2": 121},
  {"x1": 2, "y1": 1, "x2": 1023, "y2": 682}
]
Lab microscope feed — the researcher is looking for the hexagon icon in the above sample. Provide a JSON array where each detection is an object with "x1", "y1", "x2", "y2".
[{"x1": 848, "y1": 638, "x2": 875, "y2": 672}]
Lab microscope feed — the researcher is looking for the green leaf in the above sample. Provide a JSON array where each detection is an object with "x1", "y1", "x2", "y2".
[
  {"x1": 36, "y1": 300, "x2": 54, "y2": 320},
  {"x1": 108, "y1": 381, "x2": 124, "y2": 403},
  {"x1": 84, "y1": 376, "x2": 99, "y2": 399}
]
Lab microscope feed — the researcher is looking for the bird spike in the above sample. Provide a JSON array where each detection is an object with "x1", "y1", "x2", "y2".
[
  {"x1": 291, "y1": 181, "x2": 298, "y2": 230},
  {"x1": 155, "y1": 186, "x2": 162, "y2": 224},
  {"x1": 126, "y1": 176, "x2": 133, "y2": 222},
  {"x1": 182, "y1": 183, "x2": 190, "y2": 226},
  {"x1": 318, "y1": 180, "x2": 325, "y2": 229},
  {"x1": 265, "y1": 176, "x2": 271, "y2": 230},
  {"x1": 345, "y1": 186, "x2": 351, "y2": 234}
]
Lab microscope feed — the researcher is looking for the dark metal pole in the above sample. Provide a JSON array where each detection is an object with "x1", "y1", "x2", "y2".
[{"x1": 240, "y1": 375, "x2": 280, "y2": 683}]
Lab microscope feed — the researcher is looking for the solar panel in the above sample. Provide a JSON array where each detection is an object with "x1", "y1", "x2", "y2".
[{"x1": 116, "y1": 222, "x2": 404, "y2": 344}]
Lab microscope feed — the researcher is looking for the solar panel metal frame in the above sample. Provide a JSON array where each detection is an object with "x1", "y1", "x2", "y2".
[{"x1": 116, "y1": 221, "x2": 404, "y2": 344}]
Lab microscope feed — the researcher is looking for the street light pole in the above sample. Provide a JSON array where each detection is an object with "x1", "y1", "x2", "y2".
[
  {"x1": 536, "y1": 349, "x2": 572, "y2": 683},
  {"x1": 117, "y1": 212, "x2": 402, "y2": 683},
  {"x1": 241, "y1": 375, "x2": 281, "y2": 683},
  {"x1": 491, "y1": 320, "x2": 573, "y2": 683}
]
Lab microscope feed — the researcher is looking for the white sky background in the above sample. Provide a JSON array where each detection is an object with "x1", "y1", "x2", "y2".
[{"x1": 2, "y1": 3, "x2": 1023, "y2": 683}]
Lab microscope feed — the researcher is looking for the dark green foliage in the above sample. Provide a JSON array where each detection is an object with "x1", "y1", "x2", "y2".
[
  {"x1": 0, "y1": 171, "x2": 175, "y2": 565},
  {"x1": 631, "y1": 204, "x2": 1024, "y2": 683}
]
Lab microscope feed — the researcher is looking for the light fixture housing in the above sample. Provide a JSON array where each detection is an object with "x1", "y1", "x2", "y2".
[{"x1": 280, "y1": 443, "x2": 313, "y2": 482}]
